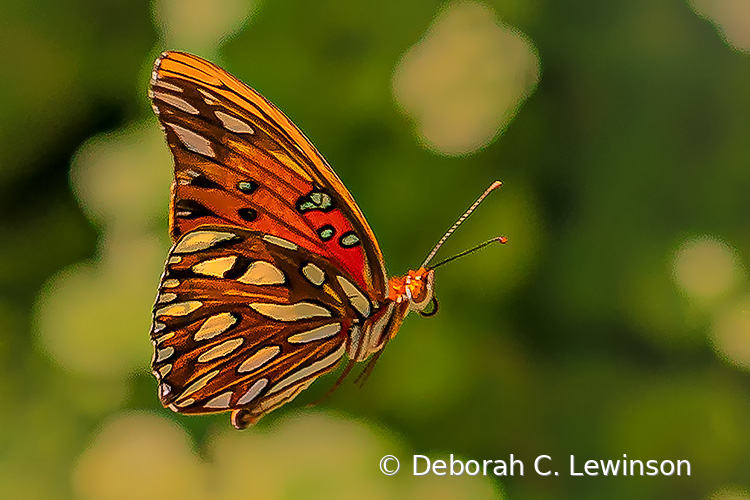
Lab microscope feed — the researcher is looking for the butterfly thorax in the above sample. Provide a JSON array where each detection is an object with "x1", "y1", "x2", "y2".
[{"x1": 388, "y1": 267, "x2": 435, "y2": 312}]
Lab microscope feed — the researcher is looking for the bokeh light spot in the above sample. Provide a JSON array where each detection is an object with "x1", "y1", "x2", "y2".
[
  {"x1": 70, "y1": 123, "x2": 172, "y2": 231},
  {"x1": 73, "y1": 412, "x2": 205, "y2": 500},
  {"x1": 709, "y1": 486, "x2": 750, "y2": 500},
  {"x1": 392, "y1": 1, "x2": 540, "y2": 156},
  {"x1": 671, "y1": 236, "x2": 743, "y2": 302},
  {"x1": 690, "y1": 0, "x2": 750, "y2": 53},
  {"x1": 711, "y1": 295, "x2": 750, "y2": 371},
  {"x1": 153, "y1": 0, "x2": 259, "y2": 55},
  {"x1": 34, "y1": 233, "x2": 165, "y2": 376},
  {"x1": 207, "y1": 413, "x2": 394, "y2": 499}
]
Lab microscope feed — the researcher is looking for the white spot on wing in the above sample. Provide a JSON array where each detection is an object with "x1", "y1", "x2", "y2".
[
  {"x1": 157, "y1": 293, "x2": 177, "y2": 303},
  {"x1": 302, "y1": 263, "x2": 326, "y2": 286},
  {"x1": 192, "y1": 255, "x2": 237, "y2": 277},
  {"x1": 340, "y1": 233, "x2": 360, "y2": 247},
  {"x1": 237, "y1": 345, "x2": 281, "y2": 373},
  {"x1": 152, "y1": 91, "x2": 199, "y2": 114},
  {"x1": 176, "y1": 369, "x2": 219, "y2": 402},
  {"x1": 154, "y1": 332, "x2": 174, "y2": 344},
  {"x1": 173, "y1": 230, "x2": 236, "y2": 253},
  {"x1": 256, "y1": 380, "x2": 314, "y2": 414},
  {"x1": 175, "y1": 397, "x2": 195, "y2": 408},
  {"x1": 288, "y1": 323, "x2": 342, "y2": 343},
  {"x1": 160, "y1": 383, "x2": 171, "y2": 398},
  {"x1": 156, "y1": 346, "x2": 174, "y2": 362},
  {"x1": 167, "y1": 123, "x2": 215, "y2": 157},
  {"x1": 268, "y1": 344, "x2": 346, "y2": 395},
  {"x1": 249, "y1": 302, "x2": 331, "y2": 321},
  {"x1": 197, "y1": 338, "x2": 244, "y2": 363},
  {"x1": 162, "y1": 279, "x2": 180, "y2": 288},
  {"x1": 237, "y1": 261, "x2": 285, "y2": 285},
  {"x1": 215, "y1": 110, "x2": 255, "y2": 134},
  {"x1": 194, "y1": 312, "x2": 238, "y2": 341},
  {"x1": 204, "y1": 391, "x2": 233, "y2": 409},
  {"x1": 198, "y1": 88, "x2": 220, "y2": 104},
  {"x1": 155, "y1": 301, "x2": 202, "y2": 317},
  {"x1": 153, "y1": 80, "x2": 183, "y2": 92},
  {"x1": 263, "y1": 234, "x2": 298, "y2": 250},
  {"x1": 237, "y1": 378, "x2": 268, "y2": 405},
  {"x1": 158, "y1": 364, "x2": 172, "y2": 377},
  {"x1": 168, "y1": 256, "x2": 182, "y2": 264},
  {"x1": 336, "y1": 276, "x2": 371, "y2": 317}
]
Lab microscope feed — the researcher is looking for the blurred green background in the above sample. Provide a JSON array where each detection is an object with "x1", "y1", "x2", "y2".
[{"x1": 2, "y1": 0, "x2": 749, "y2": 499}]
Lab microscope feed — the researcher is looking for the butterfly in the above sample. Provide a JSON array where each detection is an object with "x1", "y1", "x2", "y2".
[{"x1": 148, "y1": 51, "x2": 506, "y2": 429}]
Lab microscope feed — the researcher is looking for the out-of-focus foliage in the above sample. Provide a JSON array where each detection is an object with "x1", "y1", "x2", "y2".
[{"x1": 1, "y1": 0, "x2": 749, "y2": 499}]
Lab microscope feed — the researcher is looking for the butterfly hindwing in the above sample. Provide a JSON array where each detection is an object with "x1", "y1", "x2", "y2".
[
  {"x1": 151, "y1": 226, "x2": 376, "y2": 426},
  {"x1": 150, "y1": 51, "x2": 387, "y2": 297}
]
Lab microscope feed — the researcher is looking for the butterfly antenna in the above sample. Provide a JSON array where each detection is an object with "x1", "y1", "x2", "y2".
[
  {"x1": 421, "y1": 181, "x2": 504, "y2": 268},
  {"x1": 430, "y1": 236, "x2": 508, "y2": 269}
]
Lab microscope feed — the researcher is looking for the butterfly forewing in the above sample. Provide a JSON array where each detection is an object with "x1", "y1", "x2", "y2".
[
  {"x1": 151, "y1": 227, "x2": 377, "y2": 426},
  {"x1": 150, "y1": 51, "x2": 387, "y2": 296}
]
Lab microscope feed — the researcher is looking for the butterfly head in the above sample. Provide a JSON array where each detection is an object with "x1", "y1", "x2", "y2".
[{"x1": 388, "y1": 267, "x2": 437, "y2": 315}]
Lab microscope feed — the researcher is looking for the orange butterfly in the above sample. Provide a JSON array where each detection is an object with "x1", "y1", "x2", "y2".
[{"x1": 149, "y1": 51, "x2": 505, "y2": 429}]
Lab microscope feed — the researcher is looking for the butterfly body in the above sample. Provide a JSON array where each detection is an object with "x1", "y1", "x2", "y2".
[{"x1": 149, "y1": 51, "x2": 442, "y2": 428}]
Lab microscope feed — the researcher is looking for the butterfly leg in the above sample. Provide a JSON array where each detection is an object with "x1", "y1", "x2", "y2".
[
  {"x1": 307, "y1": 359, "x2": 357, "y2": 408},
  {"x1": 354, "y1": 346, "x2": 388, "y2": 388}
]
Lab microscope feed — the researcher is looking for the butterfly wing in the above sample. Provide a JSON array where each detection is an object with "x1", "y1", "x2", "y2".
[
  {"x1": 151, "y1": 226, "x2": 380, "y2": 428},
  {"x1": 149, "y1": 51, "x2": 387, "y2": 297},
  {"x1": 149, "y1": 52, "x2": 404, "y2": 426}
]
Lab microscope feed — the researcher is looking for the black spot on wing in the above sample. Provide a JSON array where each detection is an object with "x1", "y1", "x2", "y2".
[
  {"x1": 222, "y1": 256, "x2": 252, "y2": 280},
  {"x1": 238, "y1": 208, "x2": 258, "y2": 222},
  {"x1": 175, "y1": 199, "x2": 214, "y2": 219},
  {"x1": 190, "y1": 173, "x2": 221, "y2": 189}
]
